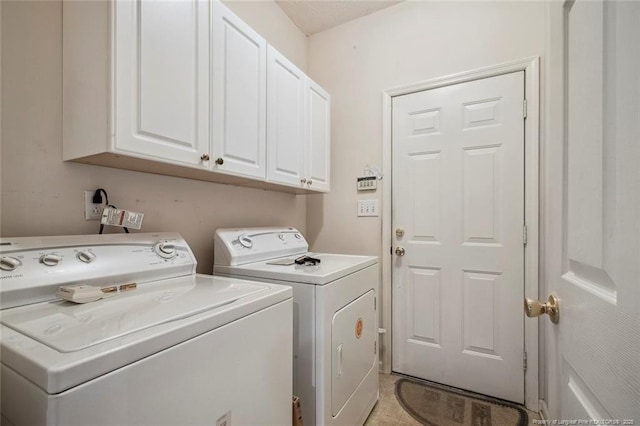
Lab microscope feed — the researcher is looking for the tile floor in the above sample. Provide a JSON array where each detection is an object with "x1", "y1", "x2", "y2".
[{"x1": 364, "y1": 373, "x2": 541, "y2": 425}]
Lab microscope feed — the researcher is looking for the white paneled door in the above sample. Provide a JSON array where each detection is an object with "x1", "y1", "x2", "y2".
[
  {"x1": 545, "y1": 0, "x2": 640, "y2": 420},
  {"x1": 392, "y1": 72, "x2": 525, "y2": 402}
]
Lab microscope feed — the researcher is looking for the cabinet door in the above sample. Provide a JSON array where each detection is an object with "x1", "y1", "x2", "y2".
[
  {"x1": 305, "y1": 79, "x2": 331, "y2": 192},
  {"x1": 266, "y1": 46, "x2": 305, "y2": 187},
  {"x1": 211, "y1": 1, "x2": 267, "y2": 179},
  {"x1": 114, "y1": 0, "x2": 209, "y2": 166}
]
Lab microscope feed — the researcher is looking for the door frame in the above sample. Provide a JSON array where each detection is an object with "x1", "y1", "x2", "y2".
[{"x1": 380, "y1": 57, "x2": 540, "y2": 410}]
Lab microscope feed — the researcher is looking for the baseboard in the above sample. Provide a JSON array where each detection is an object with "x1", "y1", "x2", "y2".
[{"x1": 539, "y1": 399, "x2": 549, "y2": 420}]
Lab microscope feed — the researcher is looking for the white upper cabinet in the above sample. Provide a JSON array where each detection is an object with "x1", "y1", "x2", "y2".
[
  {"x1": 266, "y1": 46, "x2": 331, "y2": 192},
  {"x1": 266, "y1": 46, "x2": 306, "y2": 187},
  {"x1": 305, "y1": 79, "x2": 331, "y2": 192},
  {"x1": 114, "y1": 0, "x2": 210, "y2": 166},
  {"x1": 211, "y1": 1, "x2": 267, "y2": 179},
  {"x1": 63, "y1": 0, "x2": 328, "y2": 193}
]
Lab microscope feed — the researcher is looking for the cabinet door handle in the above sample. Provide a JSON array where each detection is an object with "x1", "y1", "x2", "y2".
[
  {"x1": 200, "y1": 154, "x2": 210, "y2": 161},
  {"x1": 300, "y1": 178, "x2": 307, "y2": 184},
  {"x1": 307, "y1": 180, "x2": 313, "y2": 186},
  {"x1": 215, "y1": 158, "x2": 224, "y2": 165}
]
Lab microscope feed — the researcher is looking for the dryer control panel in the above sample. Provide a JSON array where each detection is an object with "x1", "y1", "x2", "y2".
[
  {"x1": 0, "y1": 233, "x2": 196, "y2": 309},
  {"x1": 214, "y1": 227, "x2": 308, "y2": 266}
]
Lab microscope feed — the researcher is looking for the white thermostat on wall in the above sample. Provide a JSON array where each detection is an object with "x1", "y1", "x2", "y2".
[{"x1": 357, "y1": 176, "x2": 377, "y2": 191}]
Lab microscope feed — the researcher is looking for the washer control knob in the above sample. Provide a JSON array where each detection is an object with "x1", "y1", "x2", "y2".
[
  {"x1": 294, "y1": 233, "x2": 301, "y2": 240},
  {"x1": 0, "y1": 256, "x2": 21, "y2": 271},
  {"x1": 40, "y1": 254, "x2": 62, "y2": 267},
  {"x1": 278, "y1": 234, "x2": 285, "y2": 241},
  {"x1": 154, "y1": 241, "x2": 177, "y2": 259},
  {"x1": 76, "y1": 250, "x2": 96, "y2": 263},
  {"x1": 238, "y1": 235, "x2": 253, "y2": 249}
]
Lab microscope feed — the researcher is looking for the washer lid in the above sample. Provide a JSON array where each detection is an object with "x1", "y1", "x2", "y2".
[
  {"x1": 1, "y1": 275, "x2": 267, "y2": 353},
  {"x1": 215, "y1": 253, "x2": 378, "y2": 285},
  {"x1": 0, "y1": 274, "x2": 292, "y2": 395}
]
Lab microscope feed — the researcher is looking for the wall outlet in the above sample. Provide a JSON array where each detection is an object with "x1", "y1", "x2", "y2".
[
  {"x1": 84, "y1": 191, "x2": 104, "y2": 220},
  {"x1": 357, "y1": 199, "x2": 379, "y2": 217}
]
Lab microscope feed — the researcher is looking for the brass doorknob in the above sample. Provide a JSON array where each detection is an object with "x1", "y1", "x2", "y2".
[
  {"x1": 524, "y1": 294, "x2": 559, "y2": 323},
  {"x1": 395, "y1": 247, "x2": 405, "y2": 256},
  {"x1": 215, "y1": 157, "x2": 224, "y2": 165}
]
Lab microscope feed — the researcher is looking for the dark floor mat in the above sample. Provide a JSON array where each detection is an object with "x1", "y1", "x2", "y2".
[{"x1": 395, "y1": 377, "x2": 528, "y2": 426}]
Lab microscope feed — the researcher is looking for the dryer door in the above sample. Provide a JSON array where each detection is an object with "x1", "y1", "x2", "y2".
[{"x1": 331, "y1": 289, "x2": 376, "y2": 416}]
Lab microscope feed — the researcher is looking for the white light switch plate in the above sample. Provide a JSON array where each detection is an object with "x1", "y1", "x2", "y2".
[{"x1": 357, "y1": 199, "x2": 379, "y2": 217}]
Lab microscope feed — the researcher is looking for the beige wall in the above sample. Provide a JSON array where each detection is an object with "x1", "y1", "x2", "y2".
[
  {"x1": 0, "y1": 0, "x2": 546, "y2": 268},
  {"x1": 0, "y1": 0, "x2": 308, "y2": 273},
  {"x1": 305, "y1": 1, "x2": 545, "y2": 258}
]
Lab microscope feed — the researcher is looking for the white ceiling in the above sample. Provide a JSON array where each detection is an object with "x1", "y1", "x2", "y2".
[{"x1": 275, "y1": 0, "x2": 404, "y2": 36}]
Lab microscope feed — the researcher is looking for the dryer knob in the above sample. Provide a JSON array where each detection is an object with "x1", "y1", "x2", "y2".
[{"x1": 238, "y1": 235, "x2": 253, "y2": 249}]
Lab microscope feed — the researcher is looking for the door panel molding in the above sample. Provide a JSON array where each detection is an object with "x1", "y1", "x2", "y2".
[{"x1": 381, "y1": 57, "x2": 540, "y2": 410}]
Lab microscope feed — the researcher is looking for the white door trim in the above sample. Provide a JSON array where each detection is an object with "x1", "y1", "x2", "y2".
[{"x1": 381, "y1": 57, "x2": 540, "y2": 410}]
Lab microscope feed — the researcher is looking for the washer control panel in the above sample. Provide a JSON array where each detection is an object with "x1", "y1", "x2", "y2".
[
  {"x1": 0, "y1": 233, "x2": 197, "y2": 310},
  {"x1": 214, "y1": 227, "x2": 308, "y2": 266}
]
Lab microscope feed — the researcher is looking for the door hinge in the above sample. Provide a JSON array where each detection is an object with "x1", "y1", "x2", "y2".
[
  {"x1": 523, "y1": 99, "x2": 528, "y2": 119},
  {"x1": 374, "y1": 340, "x2": 377, "y2": 355},
  {"x1": 390, "y1": 246, "x2": 393, "y2": 255},
  {"x1": 374, "y1": 297, "x2": 377, "y2": 310},
  {"x1": 523, "y1": 224, "x2": 528, "y2": 246},
  {"x1": 523, "y1": 351, "x2": 528, "y2": 371}
]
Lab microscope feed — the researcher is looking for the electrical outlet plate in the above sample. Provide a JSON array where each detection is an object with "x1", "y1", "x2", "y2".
[{"x1": 84, "y1": 191, "x2": 103, "y2": 220}]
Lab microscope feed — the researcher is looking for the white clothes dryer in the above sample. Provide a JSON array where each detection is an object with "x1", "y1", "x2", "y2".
[
  {"x1": 214, "y1": 227, "x2": 379, "y2": 426},
  {"x1": 0, "y1": 233, "x2": 292, "y2": 426}
]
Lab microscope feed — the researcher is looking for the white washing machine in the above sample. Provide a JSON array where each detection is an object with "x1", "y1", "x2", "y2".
[
  {"x1": 0, "y1": 232, "x2": 292, "y2": 426},
  {"x1": 214, "y1": 227, "x2": 379, "y2": 426}
]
